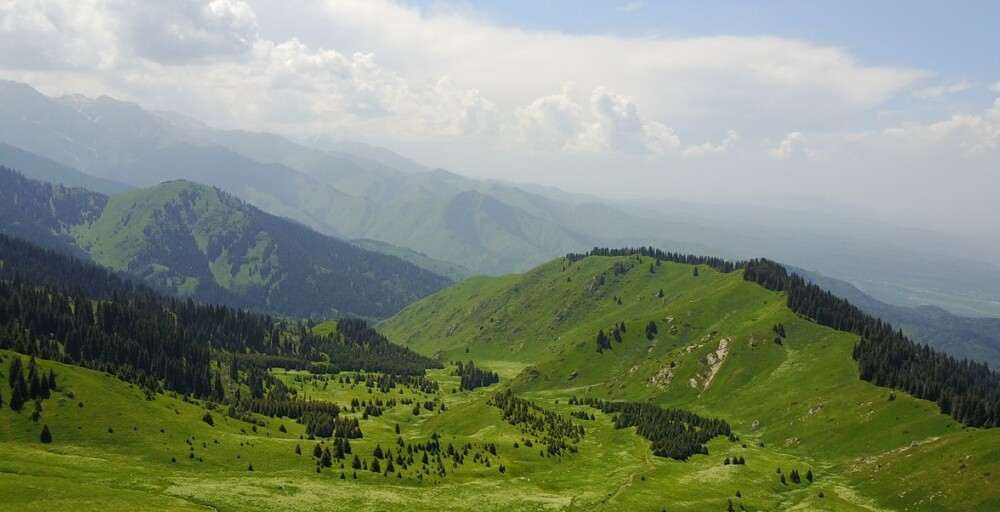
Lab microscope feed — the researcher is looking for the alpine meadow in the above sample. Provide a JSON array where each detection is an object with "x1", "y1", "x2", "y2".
[{"x1": 1, "y1": 1, "x2": 998, "y2": 511}]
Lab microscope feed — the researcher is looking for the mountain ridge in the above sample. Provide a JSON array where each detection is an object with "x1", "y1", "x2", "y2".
[{"x1": 0, "y1": 167, "x2": 448, "y2": 319}]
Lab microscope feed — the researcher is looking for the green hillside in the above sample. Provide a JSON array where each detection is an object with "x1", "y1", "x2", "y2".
[
  {"x1": 381, "y1": 254, "x2": 1000, "y2": 511},
  {"x1": 0, "y1": 168, "x2": 449, "y2": 319}
]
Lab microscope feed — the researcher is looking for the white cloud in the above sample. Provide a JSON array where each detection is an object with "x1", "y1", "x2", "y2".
[
  {"x1": 0, "y1": 0, "x2": 120, "y2": 70},
  {"x1": 307, "y1": 0, "x2": 923, "y2": 129},
  {"x1": 0, "y1": 0, "x2": 927, "y2": 147},
  {"x1": 991, "y1": 81, "x2": 1000, "y2": 93},
  {"x1": 768, "y1": 131, "x2": 811, "y2": 160},
  {"x1": 913, "y1": 80, "x2": 973, "y2": 99},
  {"x1": 515, "y1": 85, "x2": 679, "y2": 154},
  {"x1": 683, "y1": 130, "x2": 740, "y2": 157},
  {"x1": 118, "y1": 0, "x2": 259, "y2": 64}
]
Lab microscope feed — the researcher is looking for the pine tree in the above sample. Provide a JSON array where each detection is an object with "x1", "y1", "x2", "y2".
[
  {"x1": 39, "y1": 424, "x2": 52, "y2": 444},
  {"x1": 10, "y1": 377, "x2": 26, "y2": 411},
  {"x1": 8, "y1": 357, "x2": 23, "y2": 389},
  {"x1": 645, "y1": 320, "x2": 658, "y2": 340}
]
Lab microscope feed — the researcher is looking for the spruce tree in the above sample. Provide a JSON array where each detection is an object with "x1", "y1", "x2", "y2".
[
  {"x1": 8, "y1": 357, "x2": 23, "y2": 389},
  {"x1": 40, "y1": 424, "x2": 52, "y2": 444},
  {"x1": 10, "y1": 377, "x2": 26, "y2": 411}
]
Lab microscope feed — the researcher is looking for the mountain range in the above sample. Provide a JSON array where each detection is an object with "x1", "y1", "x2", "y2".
[
  {"x1": 1, "y1": 79, "x2": 999, "y2": 366},
  {"x1": 4, "y1": 79, "x2": 998, "y2": 322}
]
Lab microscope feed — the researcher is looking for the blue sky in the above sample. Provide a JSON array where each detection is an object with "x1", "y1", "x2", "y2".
[{"x1": 402, "y1": 1, "x2": 999, "y2": 88}]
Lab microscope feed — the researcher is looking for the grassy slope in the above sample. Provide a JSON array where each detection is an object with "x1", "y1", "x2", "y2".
[
  {"x1": 1, "y1": 351, "x2": 826, "y2": 512},
  {"x1": 381, "y1": 255, "x2": 1000, "y2": 511}
]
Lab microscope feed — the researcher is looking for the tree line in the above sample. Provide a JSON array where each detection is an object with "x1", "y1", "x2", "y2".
[
  {"x1": 744, "y1": 258, "x2": 1000, "y2": 427},
  {"x1": 453, "y1": 361, "x2": 499, "y2": 391},
  {"x1": 571, "y1": 397, "x2": 732, "y2": 460},
  {"x1": 0, "y1": 234, "x2": 442, "y2": 402},
  {"x1": 566, "y1": 247, "x2": 746, "y2": 273},
  {"x1": 489, "y1": 389, "x2": 584, "y2": 456}
]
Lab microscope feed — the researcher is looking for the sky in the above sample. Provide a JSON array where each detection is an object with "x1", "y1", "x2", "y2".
[{"x1": 0, "y1": 0, "x2": 998, "y2": 238}]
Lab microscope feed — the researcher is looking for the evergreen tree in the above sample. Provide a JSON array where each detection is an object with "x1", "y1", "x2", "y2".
[
  {"x1": 39, "y1": 424, "x2": 52, "y2": 444},
  {"x1": 8, "y1": 357, "x2": 23, "y2": 389},
  {"x1": 645, "y1": 320, "x2": 659, "y2": 340},
  {"x1": 9, "y1": 377, "x2": 26, "y2": 411}
]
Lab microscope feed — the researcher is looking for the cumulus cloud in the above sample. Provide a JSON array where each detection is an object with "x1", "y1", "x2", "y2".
[
  {"x1": 0, "y1": 0, "x2": 928, "y2": 147},
  {"x1": 0, "y1": 0, "x2": 119, "y2": 70},
  {"x1": 882, "y1": 115, "x2": 1000, "y2": 155},
  {"x1": 768, "y1": 132, "x2": 812, "y2": 160},
  {"x1": 119, "y1": 0, "x2": 259, "y2": 64},
  {"x1": 515, "y1": 85, "x2": 679, "y2": 154},
  {"x1": 309, "y1": 0, "x2": 923, "y2": 129},
  {"x1": 913, "y1": 80, "x2": 973, "y2": 99},
  {"x1": 683, "y1": 130, "x2": 740, "y2": 157}
]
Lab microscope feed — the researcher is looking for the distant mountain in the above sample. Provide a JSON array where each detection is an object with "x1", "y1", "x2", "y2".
[
  {"x1": 792, "y1": 266, "x2": 1000, "y2": 368},
  {"x1": 0, "y1": 166, "x2": 106, "y2": 257},
  {"x1": 303, "y1": 136, "x2": 430, "y2": 174},
  {"x1": 0, "y1": 142, "x2": 130, "y2": 194},
  {"x1": 0, "y1": 80, "x2": 695, "y2": 275},
  {"x1": 0, "y1": 167, "x2": 449, "y2": 319},
  {"x1": 351, "y1": 238, "x2": 471, "y2": 282}
]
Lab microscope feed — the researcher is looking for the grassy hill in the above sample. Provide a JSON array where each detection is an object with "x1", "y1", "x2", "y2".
[
  {"x1": 0, "y1": 168, "x2": 449, "y2": 319},
  {"x1": 381, "y1": 254, "x2": 1000, "y2": 511}
]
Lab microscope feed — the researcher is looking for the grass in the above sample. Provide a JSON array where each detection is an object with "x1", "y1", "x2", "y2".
[
  {"x1": 382, "y1": 255, "x2": 1000, "y2": 511},
  {"x1": 2, "y1": 254, "x2": 998, "y2": 510}
]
